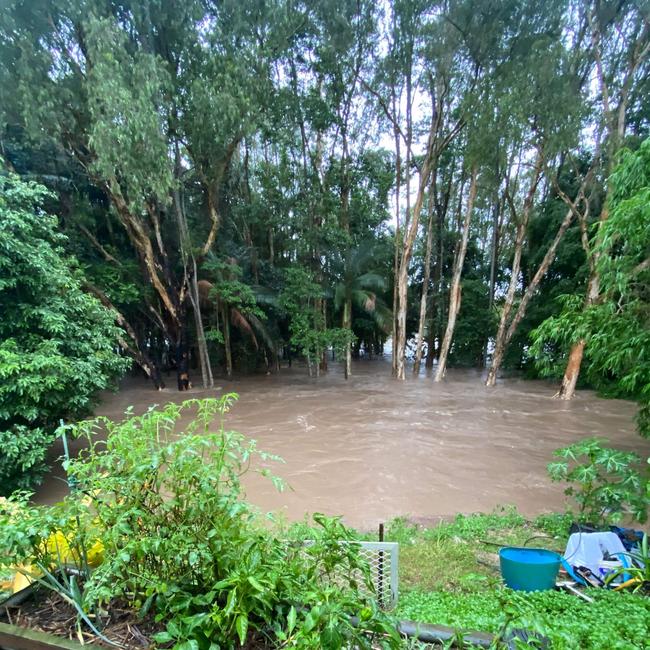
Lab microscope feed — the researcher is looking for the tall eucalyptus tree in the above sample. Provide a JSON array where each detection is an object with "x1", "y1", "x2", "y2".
[{"x1": 0, "y1": 0, "x2": 296, "y2": 387}]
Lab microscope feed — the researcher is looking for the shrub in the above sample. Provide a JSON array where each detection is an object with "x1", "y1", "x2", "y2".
[
  {"x1": 548, "y1": 437, "x2": 648, "y2": 525},
  {"x1": 0, "y1": 174, "x2": 127, "y2": 494},
  {"x1": 0, "y1": 397, "x2": 400, "y2": 649}
]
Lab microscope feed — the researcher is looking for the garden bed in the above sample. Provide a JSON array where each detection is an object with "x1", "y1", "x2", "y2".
[
  {"x1": 1, "y1": 585, "x2": 159, "y2": 649},
  {"x1": 0, "y1": 585, "x2": 276, "y2": 650}
]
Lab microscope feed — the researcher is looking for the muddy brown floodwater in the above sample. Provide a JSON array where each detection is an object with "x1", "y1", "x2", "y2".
[{"x1": 37, "y1": 358, "x2": 649, "y2": 531}]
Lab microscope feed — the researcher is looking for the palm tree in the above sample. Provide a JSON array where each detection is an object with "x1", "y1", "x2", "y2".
[
  {"x1": 332, "y1": 244, "x2": 392, "y2": 379},
  {"x1": 198, "y1": 257, "x2": 277, "y2": 377}
]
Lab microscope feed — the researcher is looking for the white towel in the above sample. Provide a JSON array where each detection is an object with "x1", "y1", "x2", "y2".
[{"x1": 563, "y1": 531, "x2": 627, "y2": 576}]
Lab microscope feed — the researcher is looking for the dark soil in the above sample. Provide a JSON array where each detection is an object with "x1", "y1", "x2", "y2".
[
  {"x1": 1, "y1": 590, "x2": 271, "y2": 649},
  {"x1": 2, "y1": 590, "x2": 162, "y2": 648}
]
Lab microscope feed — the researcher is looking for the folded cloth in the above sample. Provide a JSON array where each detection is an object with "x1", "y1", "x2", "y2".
[{"x1": 564, "y1": 531, "x2": 627, "y2": 577}]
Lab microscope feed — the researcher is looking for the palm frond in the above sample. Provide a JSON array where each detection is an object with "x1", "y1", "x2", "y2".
[
  {"x1": 351, "y1": 289, "x2": 392, "y2": 333},
  {"x1": 351, "y1": 289, "x2": 375, "y2": 313},
  {"x1": 246, "y1": 312, "x2": 276, "y2": 353},
  {"x1": 231, "y1": 308, "x2": 259, "y2": 349},
  {"x1": 250, "y1": 285, "x2": 279, "y2": 307},
  {"x1": 356, "y1": 272, "x2": 387, "y2": 292},
  {"x1": 372, "y1": 301, "x2": 393, "y2": 333}
]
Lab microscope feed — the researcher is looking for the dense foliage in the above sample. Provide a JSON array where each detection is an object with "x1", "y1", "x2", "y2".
[
  {"x1": 0, "y1": 175, "x2": 126, "y2": 494},
  {"x1": 0, "y1": 398, "x2": 400, "y2": 649},
  {"x1": 0, "y1": 0, "x2": 646, "y2": 407},
  {"x1": 532, "y1": 140, "x2": 650, "y2": 436}
]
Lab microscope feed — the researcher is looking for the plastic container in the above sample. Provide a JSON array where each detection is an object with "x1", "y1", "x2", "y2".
[{"x1": 499, "y1": 547, "x2": 561, "y2": 591}]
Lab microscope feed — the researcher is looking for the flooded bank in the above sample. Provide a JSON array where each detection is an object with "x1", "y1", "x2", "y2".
[{"x1": 37, "y1": 358, "x2": 648, "y2": 530}]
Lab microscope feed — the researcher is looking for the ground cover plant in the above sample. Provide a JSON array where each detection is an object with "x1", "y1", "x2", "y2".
[
  {"x1": 397, "y1": 589, "x2": 650, "y2": 650},
  {"x1": 0, "y1": 397, "x2": 401, "y2": 649}
]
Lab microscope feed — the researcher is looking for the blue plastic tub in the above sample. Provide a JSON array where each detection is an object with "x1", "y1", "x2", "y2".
[{"x1": 499, "y1": 547, "x2": 561, "y2": 591}]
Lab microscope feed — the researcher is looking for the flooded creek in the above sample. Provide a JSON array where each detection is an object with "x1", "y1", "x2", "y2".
[{"x1": 37, "y1": 359, "x2": 649, "y2": 530}]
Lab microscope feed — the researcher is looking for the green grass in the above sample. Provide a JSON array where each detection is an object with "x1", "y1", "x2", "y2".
[
  {"x1": 380, "y1": 507, "x2": 569, "y2": 592},
  {"x1": 374, "y1": 508, "x2": 650, "y2": 649}
]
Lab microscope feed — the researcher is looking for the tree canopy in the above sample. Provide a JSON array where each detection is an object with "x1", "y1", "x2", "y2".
[{"x1": 0, "y1": 0, "x2": 648, "y2": 493}]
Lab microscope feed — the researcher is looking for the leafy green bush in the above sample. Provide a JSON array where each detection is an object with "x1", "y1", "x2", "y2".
[
  {"x1": 532, "y1": 512, "x2": 574, "y2": 538},
  {"x1": 0, "y1": 397, "x2": 399, "y2": 649},
  {"x1": 0, "y1": 174, "x2": 127, "y2": 494},
  {"x1": 279, "y1": 267, "x2": 352, "y2": 373},
  {"x1": 548, "y1": 438, "x2": 648, "y2": 524}
]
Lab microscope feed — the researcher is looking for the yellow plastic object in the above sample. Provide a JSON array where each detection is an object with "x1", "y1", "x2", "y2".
[
  {"x1": 86, "y1": 539, "x2": 105, "y2": 567},
  {"x1": 43, "y1": 530, "x2": 105, "y2": 567},
  {"x1": 613, "y1": 577, "x2": 641, "y2": 591},
  {"x1": 11, "y1": 567, "x2": 36, "y2": 593},
  {"x1": 3, "y1": 534, "x2": 104, "y2": 595},
  {"x1": 1, "y1": 497, "x2": 104, "y2": 595}
]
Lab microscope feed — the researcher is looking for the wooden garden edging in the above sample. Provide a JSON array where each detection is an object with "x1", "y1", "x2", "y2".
[{"x1": 0, "y1": 621, "x2": 93, "y2": 650}]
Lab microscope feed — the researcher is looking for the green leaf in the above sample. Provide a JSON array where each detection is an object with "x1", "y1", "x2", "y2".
[
  {"x1": 235, "y1": 614, "x2": 248, "y2": 645},
  {"x1": 287, "y1": 605, "x2": 297, "y2": 634}
]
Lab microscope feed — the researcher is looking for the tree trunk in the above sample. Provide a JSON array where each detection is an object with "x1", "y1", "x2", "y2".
[
  {"x1": 558, "y1": 272, "x2": 600, "y2": 399},
  {"x1": 485, "y1": 219, "x2": 525, "y2": 388},
  {"x1": 486, "y1": 150, "x2": 545, "y2": 387},
  {"x1": 173, "y1": 155, "x2": 213, "y2": 390},
  {"x1": 554, "y1": 161, "x2": 608, "y2": 399},
  {"x1": 427, "y1": 184, "x2": 446, "y2": 370},
  {"x1": 222, "y1": 304, "x2": 233, "y2": 378},
  {"x1": 487, "y1": 202, "x2": 576, "y2": 386},
  {"x1": 343, "y1": 296, "x2": 352, "y2": 379},
  {"x1": 85, "y1": 282, "x2": 165, "y2": 389},
  {"x1": 187, "y1": 266, "x2": 213, "y2": 389},
  {"x1": 391, "y1": 114, "x2": 401, "y2": 376},
  {"x1": 558, "y1": 339, "x2": 586, "y2": 399},
  {"x1": 107, "y1": 180, "x2": 181, "y2": 332},
  {"x1": 396, "y1": 153, "x2": 434, "y2": 379},
  {"x1": 413, "y1": 186, "x2": 436, "y2": 375},
  {"x1": 175, "y1": 330, "x2": 190, "y2": 391},
  {"x1": 484, "y1": 194, "x2": 502, "y2": 367},
  {"x1": 321, "y1": 298, "x2": 328, "y2": 372},
  {"x1": 425, "y1": 325, "x2": 436, "y2": 369},
  {"x1": 434, "y1": 167, "x2": 478, "y2": 382}
]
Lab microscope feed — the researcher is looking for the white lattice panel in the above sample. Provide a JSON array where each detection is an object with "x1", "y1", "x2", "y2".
[
  {"x1": 301, "y1": 540, "x2": 399, "y2": 610},
  {"x1": 357, "y1": 541, "x2": 399, "y2": 610}
]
